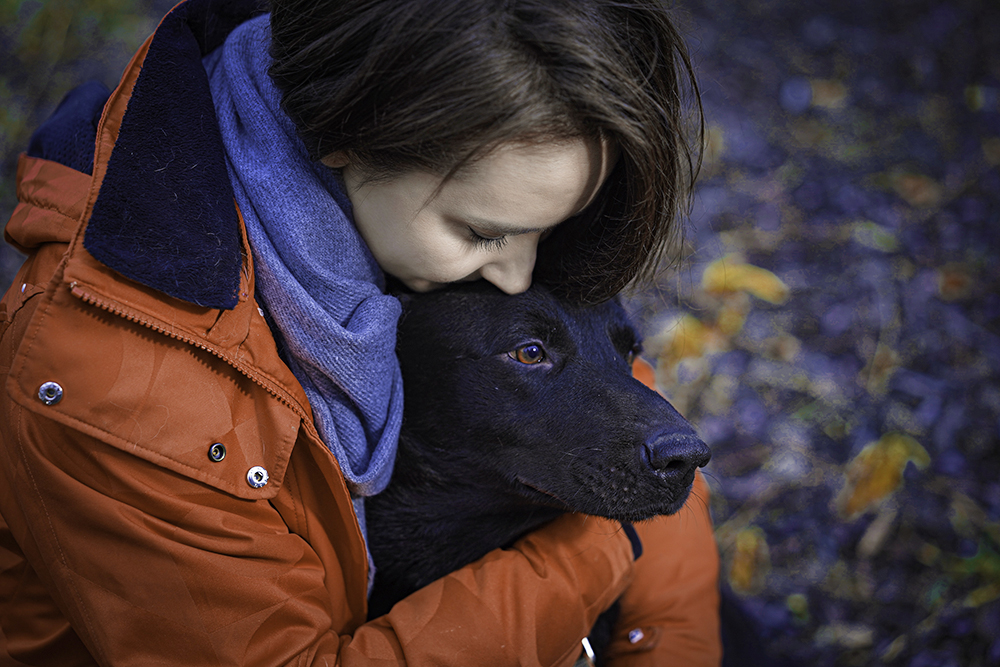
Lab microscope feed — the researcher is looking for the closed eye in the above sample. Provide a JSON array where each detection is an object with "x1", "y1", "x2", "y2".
[{"x1": 468, "y1": 227, "x2": 509, "y2": 252}]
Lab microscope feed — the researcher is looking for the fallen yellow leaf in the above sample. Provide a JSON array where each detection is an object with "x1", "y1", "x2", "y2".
[
  {"x1": 728, "y1": 526, "x2": 771, "y2": 594},
  {"x1": 966, "y1": 86, "x2": 998, "y2": 112},
  {"x1": 890, "y1": 172, "x2": 943, "y2": 208},
  {"x1": 702, "y1": 256, "x2": 790, "y2": 304},
  {"x1": 937, "y1": 263, "x2": 974, "y2": 301},
  {"x1": 715, "y1": 299, "x2": 749, "y2": 336},
  {"x1": 861, "y1": 343, "x2": 900, "y2": 395},
  {"x1": 964, "y1": 582, "x2": 1000, "y2": 608},
  {"x1": 704, "y1": 124, "x2": 726, "y2": 164},
  {"x1": 836, "y1": 433, "x2": 930, "y2": 520},
  {"x1": 852, "y1": 221, "x2": 900, "y2": 253},
  {"x1": 650, "y1": 314, "x2": 718, "y2": 368},
  {"x1": 810, "y1": 79, "x2": 849, "y2": 109}
]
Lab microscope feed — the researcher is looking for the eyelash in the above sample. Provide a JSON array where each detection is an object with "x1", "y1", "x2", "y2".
[{"x1": 468, "y1": 228, "x2": 509, "y2": 251}]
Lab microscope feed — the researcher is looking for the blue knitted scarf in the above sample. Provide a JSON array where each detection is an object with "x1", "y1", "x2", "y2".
[{"x1": 204, "y1": 15, "x2": 403, "y2": 544}]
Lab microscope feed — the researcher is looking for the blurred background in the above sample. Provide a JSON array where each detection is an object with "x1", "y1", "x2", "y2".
[{"x1": 2, "y1": 0, "x2": 999, "y2": 665}]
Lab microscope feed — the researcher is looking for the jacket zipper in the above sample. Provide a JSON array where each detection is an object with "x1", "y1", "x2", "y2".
[{"x1": 69, "y1": 282, "x2": 317, "y2": 434}]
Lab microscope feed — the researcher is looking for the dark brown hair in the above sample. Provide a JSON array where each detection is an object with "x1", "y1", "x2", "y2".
[{"x1": 269, "y1": 0, "x2": 702, "y2": 304}]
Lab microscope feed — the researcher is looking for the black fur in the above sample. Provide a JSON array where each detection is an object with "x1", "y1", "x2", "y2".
[{"x1": 367, "y1": 282, "x2": 711, "y2": 647}]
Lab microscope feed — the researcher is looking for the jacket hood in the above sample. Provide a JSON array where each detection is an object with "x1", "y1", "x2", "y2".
[{"x1": 33, "y1": 0, "x2": 266, "y2": 310}]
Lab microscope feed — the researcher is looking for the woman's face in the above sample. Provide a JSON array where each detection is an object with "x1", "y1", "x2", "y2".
[{"x1": 325, "y1": 139, "x2": 613, "y2": 294}]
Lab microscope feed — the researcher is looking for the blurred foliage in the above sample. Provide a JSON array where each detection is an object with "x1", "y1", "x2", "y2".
[
  {"x1": 624, "y1": 0, "x2": 1000, "y2": 663},
  {"x1": 1, "y1": 0, "x2": 174, "y2": 287}
]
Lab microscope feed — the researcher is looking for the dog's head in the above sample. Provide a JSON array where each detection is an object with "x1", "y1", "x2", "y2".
[{"x1": 395, "y1": 282, "x2": 710, "y2": 523}]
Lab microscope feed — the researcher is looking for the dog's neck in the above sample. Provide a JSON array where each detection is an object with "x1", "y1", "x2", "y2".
[{"x1": 365, "y1": 435, "x2": 564, "y2": 618}]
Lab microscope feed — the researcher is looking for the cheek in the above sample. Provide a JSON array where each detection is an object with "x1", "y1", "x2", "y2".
[
  {"x1": 409, "y1": 244, "x2": 479, "y2": 282},
  {"x1": 400, "y1": 221, "x2": 482, "y2": 279}
]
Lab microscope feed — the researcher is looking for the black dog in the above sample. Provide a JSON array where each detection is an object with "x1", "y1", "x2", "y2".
[{"x1": 366, "y1": 282, "x2": 711, "y2": 651}]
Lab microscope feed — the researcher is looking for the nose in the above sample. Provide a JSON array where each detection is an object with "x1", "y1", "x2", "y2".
[
  {"x1": 479, "y1": 235, "x2": 538, "y2": 295},
  {"x1": 640, "y1": 433, "x2": 711, "y2": 481}
]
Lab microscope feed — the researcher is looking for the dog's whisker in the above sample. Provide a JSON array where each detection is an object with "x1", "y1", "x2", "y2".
[{"x1": 700, "y1": 470, "x2": 722, "y2": 485}]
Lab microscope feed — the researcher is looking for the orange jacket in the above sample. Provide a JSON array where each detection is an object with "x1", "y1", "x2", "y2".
[{"x1": 0, "y1": 2, "x2": 721, "y2": 665}]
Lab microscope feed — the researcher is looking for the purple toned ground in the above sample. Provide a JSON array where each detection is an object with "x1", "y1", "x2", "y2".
[{"x1": 623, "y1": 1, "x2": 1000, "y2": 665}]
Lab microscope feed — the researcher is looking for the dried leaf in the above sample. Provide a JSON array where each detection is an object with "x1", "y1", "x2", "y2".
[
  {"x1": 890, "y1": 172, "x2": 943, "y2": 208},
  {"x1": 765, "y1": 334, "x2": 802, "y2": 362},
  {"x1": 703, "y1": 124, "x2": 726, "y2": 166},
  {"x1": 964, "y1": 582, "x2": 1000, "y2": 608},
  {"x1": 728, "y1": 526, "x2": 770, "y2": 594},
  {"x1": 786, "y1": 593, "x2": 810, "y2": 623},
  {"x1": 715, "y1": 299, "x2": 749, "y2": 336},
  {"x1": 861, "y1": 343, "x2": 900, "y2": 395},
  {"x1": 814, "y1": 623, "x2": 874, "y2": 649},
  {"x1": 857, "y1": 507, "x2": 898, "y2": 559},
  {"x1": 881, "y1": 635, "x2": 908, "y2": 662},
  {"x1": 852, "y1": 221, "x2": 899, "y2": 253},
  {"x1": 790, "y1": 117, "x2": 834, "y2": 148},
  {"x1": 965, "y1": 85, "x2": 999, "y2": 112},
  {"x1": 810, "y1": 79, "x2": 849, "y2": 109},
  {"x1": 916, "y1": 542, "x2": 941, "y2": 567},
  {"x1": 836, "y1": 433, "x2": 930, "y2": 520},
  {"x1": 702, "y1": 256, "x2": 790, "y2": 304},
  {"x1": 936, "y1": 263, "x2": 974, "y2": 301},
  {"x1": 653, "y1": 314, "x2": 713, "y2": 364}
]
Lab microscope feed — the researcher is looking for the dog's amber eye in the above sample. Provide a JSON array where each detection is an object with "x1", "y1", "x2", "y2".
[{"x1": 510, "y1": 344, "x2": 545, "y2": 365}]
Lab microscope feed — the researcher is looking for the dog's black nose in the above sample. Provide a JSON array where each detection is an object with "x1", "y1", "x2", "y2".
[{"x1": 641, "y1": 433, "x2": 711, "y2": 478}]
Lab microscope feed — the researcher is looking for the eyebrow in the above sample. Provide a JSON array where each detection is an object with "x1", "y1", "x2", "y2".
[{"x1": 464, "y1": 216, "x2": 558, "y2": 236}]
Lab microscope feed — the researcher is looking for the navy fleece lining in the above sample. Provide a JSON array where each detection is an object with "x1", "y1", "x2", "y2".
[
  {"x1": 83, "y1": 0, "x2": 264, "y2": 310},
  {"x1": 27, "y1": 80, "x2": 111, "y2": 176}
]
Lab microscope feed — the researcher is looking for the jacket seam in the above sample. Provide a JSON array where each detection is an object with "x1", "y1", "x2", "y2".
[
  {"x1": 42, "y1": 403, "x2": 251, "y2": 497},
  {"x1": 12, "y1": 403, "x2": 106, "y2": 663},
  {"x1": 2, "y1": 286, "x2": 44, "y2": 328},
  {"x1": 282, "y1": 456, "x2": 309, "y2": 543},
  {"x1": 15, "y1": 192, "x2": 83, "y2": 227}
]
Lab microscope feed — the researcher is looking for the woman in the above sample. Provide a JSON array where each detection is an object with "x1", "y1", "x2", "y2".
[{"x1": 0, "y1": 0, "x2": 721, "y2": 663}]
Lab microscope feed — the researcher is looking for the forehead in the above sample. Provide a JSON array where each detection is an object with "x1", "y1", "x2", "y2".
[{"x1": 434, "y1": 138, "x2": 611, "y2": 227}]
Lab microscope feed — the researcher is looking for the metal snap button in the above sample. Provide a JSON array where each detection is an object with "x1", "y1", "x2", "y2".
[
  {"x1": 246, "y1": 466, "x2": 269, "y2": 488},
  {"x1": 38, "y1": 382, "x2": 64, "y2": 405},
  {"x1": 208, "y1": 443, "x2": 226, "y2": 462}
]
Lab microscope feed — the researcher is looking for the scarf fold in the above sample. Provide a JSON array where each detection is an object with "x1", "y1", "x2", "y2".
[{"x1": 204, "y1": 15, "x2": 403, "y2": 541}]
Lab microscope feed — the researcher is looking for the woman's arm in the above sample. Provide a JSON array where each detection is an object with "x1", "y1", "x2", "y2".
[
  {"x1": 0, "y1": 400, "x2": 634, "y2": 667},
  {"x1": 354, "y1": 513, "x2": 635, "y2": 666}
]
